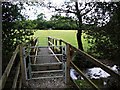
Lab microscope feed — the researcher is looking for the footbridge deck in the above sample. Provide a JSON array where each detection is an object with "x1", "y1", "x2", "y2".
[{"x1": 1, "y1": 36, "x2": 120, "y2": 90}]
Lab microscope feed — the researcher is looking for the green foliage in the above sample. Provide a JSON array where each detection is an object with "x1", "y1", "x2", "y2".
[
  {"x1": 2, "y1": 2, "x2": 35, "y2": 64},
  {"x1": 33, "y1": 14, "x2": 77, "y2": 30},
  {"x1": 48, "y1": 15, "x2": 77, "y2": 30},
  {"x1": 72, "y1": 52, "x2": 95, "y2": 69},
  {"x1": 75, "y1": 80, "x2": 92, "y2": 89},
  {"x1": 84, "y1": 2, "x2": 120, "y2": 65},
  {"x1": 35, "y1": 13, "x2": 47, "y2": 29}
]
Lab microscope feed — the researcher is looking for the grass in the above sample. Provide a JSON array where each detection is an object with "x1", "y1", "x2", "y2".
[{"x1": 34, "y1": 30, "x2": 89, "y2": 51}]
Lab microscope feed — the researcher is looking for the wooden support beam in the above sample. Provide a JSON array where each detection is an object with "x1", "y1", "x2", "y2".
[
  {"x1": 55, "y1": 39, "x2": 57, "y2": 46},
  {"x1": 18, "y1": 75, "x2": 22, "y2": 89},
  {"x1": 70, "y1": 45, "x2": 120, "y2": 81},
  {"x1": 0, "y1": 45, "x2": 19, "y2": 90},
  {"x1": 20, "y1": 45, "x2": 27, "y2": 86},
  {"x1": 23, "y1": 48, "x2": 28, "y2": 80},
  {"x1": 59, "y1": 40, "x2": 62, "y2": 53},
  {"x1": 12, "y1": 62, "x2": 20, "y2": 88},
  {"x1": 48, "y1": 37, "x2": 50, "y2": 46},
  {"x1": 65, "y1": 44, "x2": 71, "y2": 84},
  {"x1": 49, "y1": 47, "x2": 61, "y2": 62},
  {"x1": 71, "y1": 61, "x2": 100, "y2": 90}
]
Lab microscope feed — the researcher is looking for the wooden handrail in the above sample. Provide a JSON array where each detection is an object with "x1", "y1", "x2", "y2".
[
  {"x1": 69, "y1": 44, "x2": 120, "y2": 80},
  {"x1": 0, "y1": 45, "x2": 19, "y2": 90},
  {"x1": 12, "y1": 61, "x2": 21, "y2": 88},
  {"x1": 0, "y1": 37, "x2": 38, "y2": 89},
  {"x1": 47, "y1": 36, "x2": 120, "y2": 89},
  {"x1": 57, "y1": 38, "x2": 120, "y2": 80},
  {"x1": 71, "y1": 61, "x2": 100, "y2": 90}
]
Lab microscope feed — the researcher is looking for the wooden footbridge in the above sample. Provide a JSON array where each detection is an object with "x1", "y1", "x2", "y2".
[{"x1": 0, "y1": 36, "x2": 120, "y2": 89}]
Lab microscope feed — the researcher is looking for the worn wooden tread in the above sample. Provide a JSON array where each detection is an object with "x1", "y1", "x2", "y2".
[
  {"x1": 31, "y1": 76, "x2": 63, "y2": 80},
  {"x1": 31, "y1": 70, "x2": 63, "y2": 74},
  {"x1": 30, "y1": 54, "x2": 63, "y2": 57},
  {"x1": 31, "y1": 62, "x2": 63, "y2": 66}
]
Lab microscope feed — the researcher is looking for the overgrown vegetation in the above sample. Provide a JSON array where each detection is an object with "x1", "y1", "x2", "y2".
[
  {"x1": 2, "y1": 2, "x2": 35, "y2": 71},
  {"x1": 84, "y1": 2, "x2": 120, "y2": 65}
]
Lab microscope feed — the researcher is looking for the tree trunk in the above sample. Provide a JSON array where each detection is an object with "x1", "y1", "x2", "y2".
[
  {"x1": 75, "y1": 2, "x2": 84, "y2": 51},
  {"x1": 77, "y1": 30, "x2": 83, "y2": 51}
]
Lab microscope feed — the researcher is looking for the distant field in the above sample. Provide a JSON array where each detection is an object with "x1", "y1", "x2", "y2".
[{"x1": 34, "y1": 30, "x2": 88, "y2": 51}]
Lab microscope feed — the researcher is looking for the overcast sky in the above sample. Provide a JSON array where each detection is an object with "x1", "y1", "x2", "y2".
[
  {"x1": 21, "y1": 0, "x2": 67, "y2": 20},
  {"x1": 20, "y1": 0, "x2": 112, "y2": 20}
]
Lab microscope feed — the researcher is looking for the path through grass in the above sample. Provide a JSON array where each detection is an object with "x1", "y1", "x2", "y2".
[{"x1": 34, "y1": 30, "x2": 88, "y2": 51}]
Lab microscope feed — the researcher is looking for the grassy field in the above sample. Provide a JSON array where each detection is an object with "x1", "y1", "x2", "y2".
[{"x1": 34, "y1": 30, "x2": 88, "y2": 51}]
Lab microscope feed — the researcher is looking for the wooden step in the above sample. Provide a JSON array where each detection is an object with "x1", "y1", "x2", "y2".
[
  {"x1": 31, "y1": 70, "x2": 63, "y2": 74},
  {"x1": 31, "y1": 76, "x2": 63, "y2": 80},
  {"x1": 30, "y1": 54, "x2": 63, "y2": 57},
  {"x1": 31, "y1": 62, "x2": 63, "y2": 66}
]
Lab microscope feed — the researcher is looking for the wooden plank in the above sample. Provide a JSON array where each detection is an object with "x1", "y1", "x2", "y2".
[
  {"x1": 71, "y1": 61, "x2": 100, "y2": 90},
  {"x1": 18, "y1": 75, "x2": 22, "y2": 89},
  {"x1": 59, "y1": 40, "x2": 62, "y2": 53},
  {"x1": 30, "y1": 54, "x2": 63, "y2": 57},
  {"x1": 60, "y1": 39, "x2": 120, "y2": 80},
  {"x1": 49, "y1": 47, "x2": 61, "y2": 62},
  {"x1": 65, "y1": 44, "x2": 71, "y2": 84},
  {"x1": 12, "y1": 62, "x2": 20, "y2": 88},
  {"x1": 20, "y1": 45, "x2": 27, "y2": 86},
  {"x1": 0, "y1": 45, "x2": 19, "y2": 90},
  {"x1": 55, "y1": 40, "x2": 57, "y2": 46},
  {"x1": 31, "y1": 62, "x2": 63, "y2": 66},
  {"x1": 28, "y1": 55, "x2": 32, "y2": 79},
  {"x1": 48, "y1": 41, "x2": 54, "y2": 46},
  {"x1": 34, "y1": 45, "x2": 38, "y2": 64},
  {"x1": 23, "y1": 47, "x2": 28, "y2": 80},
  {"x1": 48, "y1": 37, "x2": 50, "y2": 46},
  {"x1": 47, "y1": 36, "x2": 60, "y2": 41},
  {"x1": 70, "y1": 45, "x2": 120, "y2": 80},
  {"x1": 31, "y1": 70, "x2": 63, "y2": 74},
  {"x1": 31, "y1": 76, "x2": 63, "y2": 80}
]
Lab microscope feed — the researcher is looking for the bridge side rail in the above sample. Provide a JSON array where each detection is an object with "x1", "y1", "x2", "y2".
[
  {"x1": 48, "y1": 36, "x2": 62, "y2": 54},
  {"x1": 0, "y1": 37, "x2": 38, "y2": 90},
  {"x1": 0, "y1": 45, "x2": 21, "y2": 90},
  {"x1": 22, "y1": 37, "x2": 39, "y2": 80},
  {"x1": 47, "y1": 36, "x2": 120, "y2": 89}
]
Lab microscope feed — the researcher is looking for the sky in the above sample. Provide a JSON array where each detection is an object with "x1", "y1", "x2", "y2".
[
  {"x1": 20, "y1": 0, "x2": 112, "y2": 20},
  {"x1": 21, "y1": 0, "x2": 67, "y2": 20}
]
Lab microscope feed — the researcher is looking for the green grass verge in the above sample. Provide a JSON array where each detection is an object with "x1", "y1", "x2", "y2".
[{"x1": 34, "y1": 30, "x2": 89, "y2": 51}]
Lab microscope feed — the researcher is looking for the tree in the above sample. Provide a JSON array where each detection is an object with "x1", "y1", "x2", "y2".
[
  {"x1": 2, "y1": 2, "x2": 35, "y2": 70},
  {"x1": 85, "y1": 2, "x2": 120, "y2": 64},
  {"x1": 35, "y1": 13, "x2": 47, "y2": 29},
  {"x1": 49, "y1": 14, "x2": 77, "y2": 30},
  {"x1": 46, "y1": 1, "x2": 96, "y2": 50}
]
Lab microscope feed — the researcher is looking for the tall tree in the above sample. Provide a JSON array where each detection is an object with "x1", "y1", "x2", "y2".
[{"x1": 48, "y1": 1, "x2": 96, "y2": 50}]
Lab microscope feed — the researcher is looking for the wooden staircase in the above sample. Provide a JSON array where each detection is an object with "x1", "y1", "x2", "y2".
[{"x1": 29, "y1": 62, "x2": 64, "y2": 80}]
